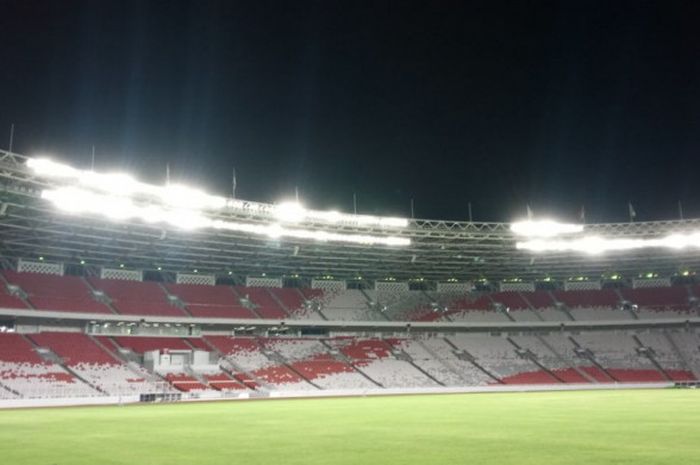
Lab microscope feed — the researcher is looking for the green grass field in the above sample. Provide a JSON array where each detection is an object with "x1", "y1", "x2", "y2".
[{"x1": 0, "y1": 389, "x2": 697, "y2": 465}]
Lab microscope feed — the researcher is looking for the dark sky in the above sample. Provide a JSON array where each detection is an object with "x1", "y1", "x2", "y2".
[{"x1": 1, "y1": 0, "x2": 699, "y2": 223}]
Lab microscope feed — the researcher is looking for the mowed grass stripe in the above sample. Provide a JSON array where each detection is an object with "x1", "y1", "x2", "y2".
[{"x1": 0, "y1": 389, "x2": 697, "y2": 465}]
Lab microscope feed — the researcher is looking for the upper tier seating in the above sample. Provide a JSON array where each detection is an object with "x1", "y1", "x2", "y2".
[
  {"x1": 234, "y1": 287, "x2": 288, "y2": 319},
  {"x1": 491, "y1": 292, "x2": 529, "y2": 310},
  {"x1": 267, "y1": 288, "x2": 322, "y2": 320},
  {"x1": 163, "y1": 283, "x2": 258, "y2": 319},
  {"x1": 2, "y1": 272, "x2": 696, "y2": 323},
  {"x1": 313, "y1": 289, "x2": 382, "y2": 321},
  {"x1": 88, "y1": 278, "x2": 187, "y2": 317},
  {"x1": 621, "y1": 287, "x2": 691, "y2": 310},
  {"x1": 521, "y1": 291, "x2": 556, "y2": 309},
  {"x1": 552, "y1": 289, "x2": 619, "y2": 309},
  {"x1": 0, "y1": 283, "x2": 28, "y2": 310},
  {"x1": 373, "y1": 290, "x2": 434, "y2": 321},
  {"x1": 4, "y1": 271, "x2": 111, "y2": 314}
]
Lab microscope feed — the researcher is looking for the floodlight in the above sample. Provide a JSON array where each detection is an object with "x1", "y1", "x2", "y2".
[
  {"x1": 511, "y1": 219, "x2": 584, "y2": 237},
  {"x1": 517, "y1": 231, "x2": 700, "y2": 254},
  {"x1": 274, "y1": 201, "x2": 307, "y2": 223}
]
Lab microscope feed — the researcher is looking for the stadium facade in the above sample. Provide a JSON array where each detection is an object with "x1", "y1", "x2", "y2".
[{"x1": 0, "y1": 150, "x2": 698, "y2": 407}]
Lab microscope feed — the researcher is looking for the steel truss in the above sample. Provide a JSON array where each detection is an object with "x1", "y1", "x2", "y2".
[{"x1": 0, "y1": 149, "x2": 699, "y2": 282}]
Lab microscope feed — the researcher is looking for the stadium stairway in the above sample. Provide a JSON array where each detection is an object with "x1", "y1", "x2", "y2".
[
  {"x1": 201, "y1": 336, "x2": 274, "y2": 391},
  {"x1": 389, "y1": 346, "x2": 446, "y2": 387},
  {"x1": 0, "y1": 272, "x2": 33, "y2": 310},
  {"x1": 319, "y1": 339, "x2": 384, "y2": 387},
  {"x1": 443, "y1": 337, "x2": 504, "y2": 384},
  {"x1": 614, "y1": 288, "x2": 640, "y2": 319},
  {"x1": 230, "y1": 287, "x2": 265, "y2": 319},
  {"x1": 517, "y1": 292, "x2": 546, "y2": 321},
  {"x1": 82, "y1": 277, "x2": 120, "y2": 315},
  {"x1": 535, "y1": 335, "x2": 597, "y2": 383},
  {"x1": 265, "y1": 289, "x2": 294, "y2": 319},
  {"x1": 664, "y1": 332, "x2": 697, "y2": 378},
  {"x1": 483, "y1": 293, "x2": 510, "y2": 321},
  {"x1": 24, "y1": 334, "x2": 106, "y2": 395},
  {"x1": 0, "y1": 381, "x2": 20, "y2": 398},
  {"x1": 415, "y1": 339, "x2": 474, "y2": 384},
  {"x1": 506, "y1": 337, "x2": 564, "y2": 383},
  {"x1": 359, "y1": 288, "x2": 391, "y2": 321},
  {"x1": 567, "y1": 335, "x2": 619, "y2": 382},
  {"x1": 631, "y1": 334, "x2": 672, "y2": 381},
  {"x1": 157, "y1": 283, "x2": 194, "y2": 317},
  {"x1": 263, "y1": 348, "x2": 322, "y2": 389},
  {"x1": 548, "y1": 292, "x2": 576, "y2": 320},
  {"x1": 88, "y1": 334, "x2": 165, "y2": 385}
]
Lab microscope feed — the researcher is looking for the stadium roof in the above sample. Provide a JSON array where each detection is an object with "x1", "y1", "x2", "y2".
[{"x1": 0, "y1": 149, "x2": 699, "y2": 282}]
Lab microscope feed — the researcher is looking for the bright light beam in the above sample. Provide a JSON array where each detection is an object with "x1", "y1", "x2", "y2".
[
  {"x1": 511, "y1": 220, "x2": 584, "y2": 237},
  {"x1": 517, "y1": 232, "x2": 700, "y2": 255},
  {"x1": 41, "y1": 187, "x2": 411, "y2": 247},
  {"x1": 28, "y1": 157, "x2": 409, "y2": 227}
]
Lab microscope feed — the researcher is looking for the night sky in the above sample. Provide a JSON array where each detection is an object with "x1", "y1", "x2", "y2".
[{"x1": 1, "y1": 1, "x2": 699, "y2": 223}]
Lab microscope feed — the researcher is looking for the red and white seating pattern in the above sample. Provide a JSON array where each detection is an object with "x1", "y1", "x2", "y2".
[
  {"x1": 2, "y1": 269, "x2": 698, "y2": 324},
  {"x1": 330, "y1": 338, "x2": 437, "y2": 388},
  {"x1": 267, "y1": 288, "x2": 322, "y2": 320},
  {"x1": 0, "y1": 333, "x2": 100, "y2": 398},
  {"x1": 29, "y1": 332, "x2": 167, "y2": 395},
  {"x1": 205, "y1": 336, "x2": 313, "y2": 391}
]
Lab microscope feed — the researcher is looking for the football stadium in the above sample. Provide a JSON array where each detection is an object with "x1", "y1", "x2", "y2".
[
  {"x1": 0, "y1": 151, "x2": 699, "y2": 463},
  {"x1": 3, "y1": 1, "x2": 700, "y2": 464}
]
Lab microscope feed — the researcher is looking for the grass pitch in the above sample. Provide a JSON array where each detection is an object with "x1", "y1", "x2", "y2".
[{"x1": 0, "y1": 389, "x2": 698, "y2": 465}]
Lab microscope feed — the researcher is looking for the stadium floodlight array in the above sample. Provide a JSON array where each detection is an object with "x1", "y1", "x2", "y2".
[
  {"x1": 40, "y1": 187, "x2": 410, "y2": 246},
  {"x1": 517, "y1": 232, "x2": 700, "y2": 255},
  {"x1": 27, "y1": 158, "x2": 408, "y2": 228},
  {"x1": 510, "y1": 220, "x2": 584, "y2": 237},
  {"x1": 30, "y1": 158, "x2": 410, "y2": 247},
  {"x1": 272, "y1": 201, "x2": 407, "y2": 228}
]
